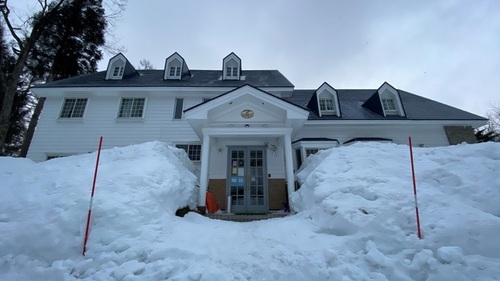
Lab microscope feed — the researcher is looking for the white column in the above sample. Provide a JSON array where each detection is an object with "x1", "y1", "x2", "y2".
[
  {"x1": 198, "y1": 133, "x2": 211, "y2": 207},
  {"x1": 283, "y1": 132, "x2": 295, "y2": 209}
]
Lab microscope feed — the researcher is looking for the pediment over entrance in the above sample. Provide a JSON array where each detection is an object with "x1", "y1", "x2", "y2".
[{"x1": 184, "y1": 85, "x2": 309, "y2": 138}]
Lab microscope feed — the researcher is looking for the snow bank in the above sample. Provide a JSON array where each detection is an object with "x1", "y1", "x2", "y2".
[
  {"x1": 293, "y1": 142, "x2": 500, "y2": 280},
  {"x1": 0, "y1": 142, "x2": 197, "y2": 279},
  {"x1": 1, "y1": 141, "x2": 499, "y2": 280}
]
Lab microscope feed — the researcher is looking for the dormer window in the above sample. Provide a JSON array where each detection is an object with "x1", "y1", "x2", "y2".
[
  {"x1": 222, "y1": 52, "x2": 241, "y2": 80},
  {"x1": 105, "y1": 53, "x2": 132, "y2": 80},
  {"x1": 164, "y1": 52, "x2": 189, "y2": 80},
  {"x1": 377, "y1": 82, "x2": 406, "y2": 117},
  {"x1": 314, "y1": 82, "x2": 340, "y2": 117},
  {"x1": 381, "y1": 97, "x2": 397, "y2": 112},
  {"x1": 226, "y1": 66, "x2": 238, "y2": 77},
  {"x1": 319, "y1": 97, "x2": 335, "y2": 113},
  {"x1": 169, "y1": 66, "x2": 181, "y2": 77},
  {"x1": 113, "y1": 66, "x2": 124, "y2": 77}
]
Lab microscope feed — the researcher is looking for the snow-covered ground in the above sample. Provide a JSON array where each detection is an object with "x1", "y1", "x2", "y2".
[{"x1": 1, "y1": 141, "x2": 499, "y2": 280}]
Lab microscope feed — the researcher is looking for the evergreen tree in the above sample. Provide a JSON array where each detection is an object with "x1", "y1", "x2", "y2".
[
  {"x1": 1, "y1": 0, "x2": 123, "y2": 155},
  {"x1": 28, "y1": 0, "x2": 106, "y2": 82}
]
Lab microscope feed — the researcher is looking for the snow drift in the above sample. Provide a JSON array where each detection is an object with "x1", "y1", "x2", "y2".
[{"x1": 1, "y1": 141, "x2": 499, "y2": 280}]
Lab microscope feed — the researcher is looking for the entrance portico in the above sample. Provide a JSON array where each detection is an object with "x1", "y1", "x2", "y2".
[{"x1": 184, "y1": 85, "x2": 309, "y2": 212}]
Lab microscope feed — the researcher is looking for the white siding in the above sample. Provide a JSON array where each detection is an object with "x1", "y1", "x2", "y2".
[
  {"x1": 27, "y1": 91, "x2": 203, "y2": 162},
  {"x1": 295, "y1": 123, "x2": 450, "y2": 147}
]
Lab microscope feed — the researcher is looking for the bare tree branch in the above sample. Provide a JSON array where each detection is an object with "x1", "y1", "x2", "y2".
[{"x1": 1, "y1": 0, "x2": 24, "y2": 49}]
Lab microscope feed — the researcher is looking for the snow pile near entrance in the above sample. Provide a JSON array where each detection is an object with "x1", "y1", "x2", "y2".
[
  {"x1": 0, "y1": 142, "x2": 197, "y2": 279},
  {"x1": 1, "y1": 141, "x2": 500, "y2": 280}
]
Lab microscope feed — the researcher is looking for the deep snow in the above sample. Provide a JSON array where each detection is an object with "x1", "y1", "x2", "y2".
[{"x1": 1, "y1": 141, "x2": 499, "y2": 280}]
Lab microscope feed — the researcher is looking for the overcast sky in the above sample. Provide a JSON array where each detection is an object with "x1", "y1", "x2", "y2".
[{"x1": 11, "y1": 0, "x2": 500, "y2": 117}]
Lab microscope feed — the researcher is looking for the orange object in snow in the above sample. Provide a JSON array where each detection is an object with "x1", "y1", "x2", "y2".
[{"x1": 206, "y1": 192, "x2": 218, "y2": 213}]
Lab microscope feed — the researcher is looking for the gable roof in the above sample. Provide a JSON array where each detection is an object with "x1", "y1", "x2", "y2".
[
  {"x1": 185, "y1": 84, "x2": 308, "y2": 113},
  {"x1": 285, "y1": 89, "x2": 486, "y2": 121},
  {"x1": 34, "y1": 69, "x2": 294, "y2": 88}
]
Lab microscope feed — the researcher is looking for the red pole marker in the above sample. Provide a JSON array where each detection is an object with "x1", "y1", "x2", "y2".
[
  {"x1": 83, "y1": 136, "x2": 103, "y2": 255},
  {"x1": 408, "y1": 136, "x2": 422, "y2": 239}
]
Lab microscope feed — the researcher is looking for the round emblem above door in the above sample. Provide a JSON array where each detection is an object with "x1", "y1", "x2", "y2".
[{"x1": 240, "y1": 109, "x2": 254, "y2": 119}]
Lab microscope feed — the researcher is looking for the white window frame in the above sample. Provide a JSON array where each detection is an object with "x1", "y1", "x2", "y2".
[
  {"x1": 292, "y1": 139, "x2": 339, "y2": 170},
  {"x1": 118, "y1": 97, "x2": 146, "y2": 118},
  {"x1": 316, "y1": 85, "x2": 340, "y2": 117},
  {"x1": 176, "y1": 144, "x2": 202, "y2": 161},
  {"x1": 59, "y1": 98, "x2": 88, "y2": 118},
  {"x1": 113, "y1": 66, "x2": 124, "y2": 77},
  {"x1": 223, "y1": 54, "x2": 241, "y2": 80},
  {"x1": 226, "y1": 66, "x2": 238, "y2": 77},
  {"x1": 377, "y1": 83, "x2": 405, "y2": 117},
  {"x1": 381, "y1": 97, "x2": 397, "y2": 113},
  {"x1": 319, "y1": 98, "x2": 336, "y2": 114},
  {"x1": 305, "y1": 148, "x2": 320, "y2": 157},
  {"x1": 169, "y1": 66, "x2": 181, "y2": 77}
]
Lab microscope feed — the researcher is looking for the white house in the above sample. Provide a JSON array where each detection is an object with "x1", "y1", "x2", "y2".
[{"x1": 27, "y1": 52, "x2": 487, "y2": 213}]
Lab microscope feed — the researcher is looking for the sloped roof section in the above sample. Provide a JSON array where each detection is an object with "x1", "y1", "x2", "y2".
[
  {"x1": 285, "y1": 89, "x2": 486, "y2": 121},
  {"x1": 34, "y1": 69, "x2": 294, "y2": 88}
]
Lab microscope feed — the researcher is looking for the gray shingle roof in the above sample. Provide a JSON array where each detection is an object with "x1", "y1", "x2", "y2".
[
  {"x1": 34, "y1": 67, "x2": 485, "y2": 122},
  {"x1": 284, "y1": 89, "x2": 486, "y2": 121},
  {"x1": 34, "y1": 69, "x2": 294, "y2": 88}
]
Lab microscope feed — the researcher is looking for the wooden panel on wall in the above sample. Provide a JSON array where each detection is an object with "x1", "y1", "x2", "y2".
[
  {"x1": 268, "y1": 179, "x2": 287, "y2": 210},
  {"x1": 208, "y1": 179, "x2": 226, "y2": 210}
]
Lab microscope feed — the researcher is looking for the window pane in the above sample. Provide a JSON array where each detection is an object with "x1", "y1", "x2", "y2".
[
  {"x1": 174, "y1": 98, "x2": 184, "y2": 119},
  {"x1": 60, "y1": 99, "x2": 76, "y2": 118},
  {"x1": 130, "y1": 98, "x2": 145, "y2": 117},
  {"x1": 305, "y1": 148, "x2": 319, "y2": 157},
  {"x1": 320, "y1": 98, "x2": 335, "y2": 112},
  {"x1": 169, "y1": 67, "x2": 176, "y2": 76},
  {"x1": 119, "y1": 98, "x2": 133, "y2": 117},
  {"x1": 119, "y1": 98, "x2": 144, "y2": 118},
  {"x1": 72, "y1": 99, "x2": 87, "y2": 117},
  {"x1": 295, "y1": 148, "x2": 303, "y2": 168},
  {"x1": 382, "y1": 98, "x2": 396, "y2": 111},
  {"x1": 188, "y1": 145, "x2": 201, "y2": 161},
  {"x1": 176, "y1": 144, "x2": 201, "y2": 161},
  {"x1": 60, "y1": 98, "x2": 87, "y2": 118}
]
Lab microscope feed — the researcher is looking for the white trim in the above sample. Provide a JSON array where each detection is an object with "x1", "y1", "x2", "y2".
[
  {"x1": 164, "y1": 53, "x2": 185, "y2": 80},
  {"x1": 305, "y1": 119, "x2": 486, "y2": 127},
  {"x1": 377, "y1": 82, "x2": 405, "y2": 117},
  {"x1": 32, "y1": 86, "x2": 295, "y2": 97},
  {"x1": 105, "y1": 54, "x2": 127, "y2": 80},
  {"x1": 283, "y1": 133, "x2": 295, "y2": 209},
  {"x1": 202, "y1": 127, "x2": 293, "y2": 137},
  {"x1": 58, "y1": 97, "x2": 89, "y2": 119},
  {"x1": 222, "y1": 53, "x2": 241, "y2": 80},
  {"x1": 116, "y1": 97, "x2": 147, "y2": 119},
  {"x1": 316, "y1": 83, "x2": 340, "y2": 117},
  {"x1": 198, "y1": 134, "x2": 211, "y2": 207}
]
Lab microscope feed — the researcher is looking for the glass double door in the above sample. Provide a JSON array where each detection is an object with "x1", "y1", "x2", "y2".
[{"x1": 227, "y1": 147, "x2": 268, "y2": 213}]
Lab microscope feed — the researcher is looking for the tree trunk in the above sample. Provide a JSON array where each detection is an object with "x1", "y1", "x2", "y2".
[
  {"x1": 20, "y1": 97, "x2": 45, "y2": 157},
  {"x1": 0, "y1": 0, "x2": 65, "y2": 154}
]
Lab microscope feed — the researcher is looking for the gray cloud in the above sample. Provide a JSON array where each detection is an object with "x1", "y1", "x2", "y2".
[{"x1": 93, "y1": 0, "x2": 500, "y2": 117}]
